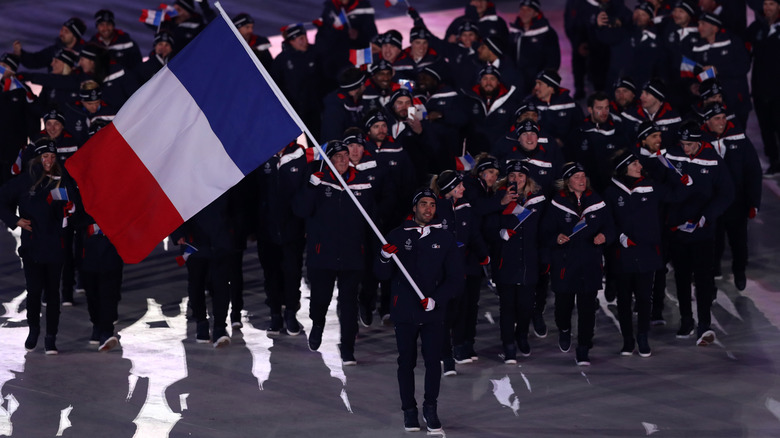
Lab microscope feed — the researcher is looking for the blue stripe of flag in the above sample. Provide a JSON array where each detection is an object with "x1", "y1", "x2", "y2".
[{"x1": 167, "y1": 16, "x2": 301, "y2": 175}]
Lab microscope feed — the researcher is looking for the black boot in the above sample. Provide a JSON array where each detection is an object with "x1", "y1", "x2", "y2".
[
  {"x1": 284, "y1": 307, "x2": 301, "y2": 336},
  {"x1": 25, "y1": 327, "x2": 40, "y2": 351},
  {"x1": 422, "y1": 404, "x2": 442, "y2": 432},
  {"x1": 44, "y1": 334, "x2": 58, "y2": 355},
  {"x1": 403, "y1": 408, "x2": 420, "y2": 432}
]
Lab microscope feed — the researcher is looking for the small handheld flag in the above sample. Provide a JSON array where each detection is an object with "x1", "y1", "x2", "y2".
[
  {"x1": 675, "y1": 221, "x2": 697, "y2": 233},
  {"x1": 506, "y1": 204, "x2": 533, "y2": 226},
  {"x1": 697, "y1": 68, "x2": 715, "y2": 83},
  {"x1": 47, "y1": 188, "x2": 69, "y2": 204},
  {"x1": 455, "y1": 153, "x2": 475, "y2": 171},
  {"x1": 385, "y1": 0, "x2": 399, "y2": 6},
  {"x1": 0, "y1": 66, "x2": 28, "y2": 93},
  {"x1": 139, "y1": 4, "x2": 177, "y2": 27},
  {"x1": 11, "y1": 146, "x2": 23, "y2": 175},
  {"x1": 568, "y1": 217, "x2": 587, "y2": 238},
  {"x1": 87, "y1": 223, "x2": 104, "y2": 236},
  {"x1": 680, "y1": 56, "x2": 697, "y2": 78},
  {"x1": 332, "y1": 9, "x2": 349, "y2": 30},
  {"x1": 349, "y1": 47, "x2": 372, "y2": 67},
  {"x1": 176, "y1": 243, "x2": 197, "y2": 266},
  {"x1": 656, "y1": 154, "x2": 682, "y2": 176}
]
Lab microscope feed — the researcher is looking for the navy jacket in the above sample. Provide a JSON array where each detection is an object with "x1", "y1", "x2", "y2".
[
  {"x1": 364, "y1": 137, "x2": 417, "y2": 230},
  {"x1": 486, "y1": 190, "x2": 546, "y2": 285},
  {"x1": 621, "y1": 102, "x2": 682, "y2": 151},
  {"x1": 597, "y1": 21, "x2": 664, "y2": 89},
  {"x1": 573, "y1": 114, "x2": 630, "y2": 193},
  {"x1": 0, "y1": 164, "x2": 74, "y2": 263},
  {"x1": 89, "y1": 29, "x2": 143, "y2": 70},
  {"x1": 320, "y1": 90, "x2": 365, "y2": 143},
  {"x1": 505, "y1": 137, "x2": 564, "y2": 197},
  {"x1": 314, "y1": 0, "x2": 377, "y2": 83},
  {"x1": 75, "y1": 210, "x2": 123, "y2": 273},
  {"x1": 683, "y1": 29, "x2": 753, "y2": 122},
  {"x1": 526, "y1": 88, "x2": 582, "y2": 147},
  {"x1": 435, "y1": 195, "x2": 488, "y2": 276},
  {"x1": 747, "y1": 17, "x2": 780, "y2": 100},
  {"x1": 169, "y1": 190, "x2": 243, "y2": 260},
  {"x1": 702, "y1": 122, "x2": 762, "y2": 214},
  {"x1": 293, "y1": 166, "x2": 374, "y2": 271},
  {"x1": 664, "y1": 143, "x2": 735, "y2": 242},
  {"x1": 604, "y1": 175, "x2": 686, "y2": 273},
  {"x1": 255, "y1": 143, "x2": 309, "y2": 245},
  {"x1": 461, "y1": 83, "x2": 521, "y2": 155},
  {"x1": 374, "y1": 218, "x2": 464, "y2": 324},
  {"x1": 510, "y1": 14, "x2": 561, "y2": 96},
  {"x1": 541, "y1": 189, "x2": 616, "y2": 292}
]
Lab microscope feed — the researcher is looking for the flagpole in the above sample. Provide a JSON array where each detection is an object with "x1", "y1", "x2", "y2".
[{"x1": 214, "y1": 2, "x2": 426, "y2": 301}]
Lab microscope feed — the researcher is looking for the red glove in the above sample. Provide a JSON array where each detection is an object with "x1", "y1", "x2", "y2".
[
  {"x1": 380, "y1": 243, "x2": 398, "y2": 259},
  {"x1": 309, "y1": 171, "x2": 325, "y2": 186},
  {"x1": 480, "y1": 256, "x2": 490, "y2": 265},
  {"x1": 420, "y1": 297, "x2": 436, "y2": 311},
  {"x1": 680, "y1": 174, "x2": 690, "y2": 185},
  {"x1": 63, "y1": 201, "x2": 75, "y2": 217},
  {"x1": 748, "y1": 207, "x2": 757, "y2": 219}
]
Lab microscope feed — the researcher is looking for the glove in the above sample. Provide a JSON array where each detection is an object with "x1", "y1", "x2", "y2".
[
  {"x1": 680, "y1": 174, "x2": 693, "y2": 186},
  {"x1": 499, "y1": 228, "x2": 516, "y2": 241},
  {"x1": 420, "y1": 297, "x2": 436, "y2": 311},
  {"x1": 407, "y1": 7, "x2": 424, "y2": 27},
  {"x1": 748, "y1": 207, "x2": 757, "y2": 219},
  {"x1": 480, "y1": 256, "x2": 490, "y2": 266},
  {"x1": 698, "y1": 216, "x2": 706, "y2": 228},
  {"x1": 309, "y1": 171, "x2": 324, "y2": 186},
  {"x1": 380, "y1": 243, "x2": 398, "y2": 259},
  {"x1": 619, "y1": 233, "x2": 636, "y2": 248},
  {"x1": 63, "y1": 201, "x2": 75, "y2": 217}
]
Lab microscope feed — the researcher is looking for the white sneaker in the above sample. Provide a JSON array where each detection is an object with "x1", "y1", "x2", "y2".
[
  {"x1": 98, "y1": 337, "x2": 119, "y2": 352},
  {"x1": 213, "y1": 335, "x2": 231, "y2": 348},
  {"x1": 696, "y1": 330, "x2": 716, "y2": 346}
]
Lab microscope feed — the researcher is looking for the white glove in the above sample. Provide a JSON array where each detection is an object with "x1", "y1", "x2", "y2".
[
  {"x1": 698, "y1": 216, "x2": 706, "y2": 228},
  {"x1": 420, "y1": 297, "x2": 436, "y2": 312}
]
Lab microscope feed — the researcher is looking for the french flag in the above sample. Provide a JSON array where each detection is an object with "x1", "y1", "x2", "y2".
[
  {"x1": 676, "y1": 221, "x2": 698, "y2": 233},
  {"x1": 87, "y1": 223, "x2": 104, "y2": 236},
  {"x1": 66, "y1": 10, "x2": 302, "y2": 263},
  {"x1": 506, "y1": 203, "x2": 533, "y2": 225},
  {"x1": 680, "y1": 56, "x2": 697, "y2": 78},
  {"x1": 139, "y1": 4, "x2": 177, "y2": 27},
  {"x1": 11, "y1": 146, "x2": 23, "y2": 175},
  {"x1": 176, "y1": 243, "x2": 197, "y2": 266},
  {"x1": 455, "y1": 153, "x2": 475, "y2": 171},
  {"x1": 332, "y1": 9, "x2": 349, "y2": 30},
  {"x1": 697, "y1": 68, "x2": 715, "y2": 83},
  {"x1": 0, "y1": 66, "x2": 27, "y2": 92},
  {"x1": 349, "y1": 47, "x2": 372, "y2": 67},
  {"x1": 385, "y1": 0, "x2": 399, "y2": 6},
  {"x1": 47, "y1": 188, "x2": 69, "y2": 203},
  {"x1": 569, "y1": 217, "x2": 587, "y2": 237}
]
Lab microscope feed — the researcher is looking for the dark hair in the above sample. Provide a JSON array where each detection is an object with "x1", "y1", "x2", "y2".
[
  {"x1": 587, "y1": 91, "x2": 610, "y2": 108},
  {"x1": 343, "y1": 126, "x2": 364, "y2": 138}
]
